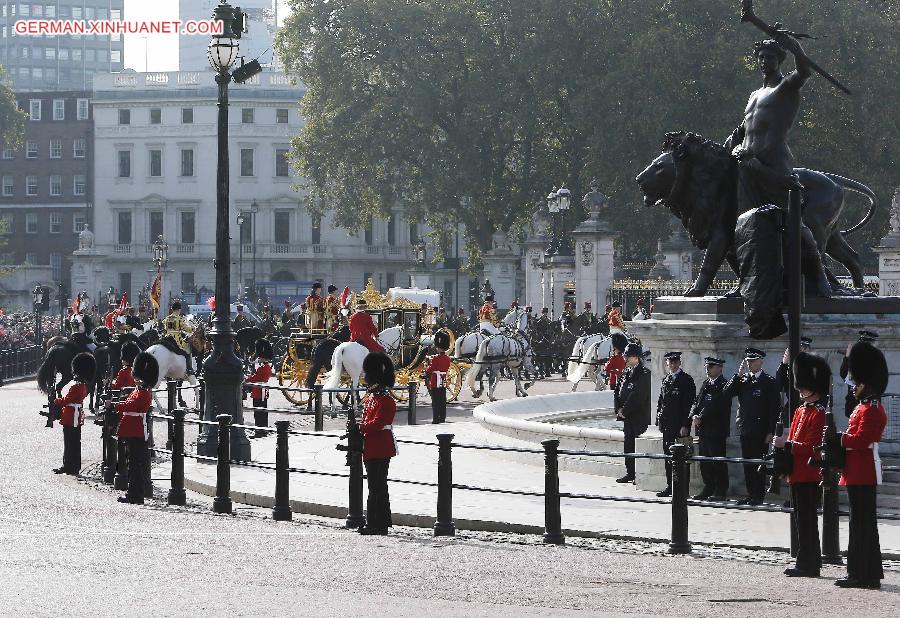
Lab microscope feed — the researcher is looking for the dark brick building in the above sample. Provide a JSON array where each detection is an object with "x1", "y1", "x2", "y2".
[{"x1": 0, "y1": 90, "x2": 93, "y2": 285}]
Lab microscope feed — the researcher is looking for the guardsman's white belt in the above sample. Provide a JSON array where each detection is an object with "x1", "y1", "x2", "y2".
[{"x1": 432, "y1": 371, "x2": 446, "y2": 388}]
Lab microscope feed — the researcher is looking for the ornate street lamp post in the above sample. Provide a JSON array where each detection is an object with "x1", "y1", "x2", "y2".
[
  {"x1": 554, "y1": 185, "x2": 572, "y2": 256},
  {"x1": 198, "y1": 2, "x2": 260, "y2": 461},
  {"x1": 250, "y1": 199, "x2": 258, "y2": 302},
  {"x1": 237, "y1": 211, "x2": 246, "y2": 300}
]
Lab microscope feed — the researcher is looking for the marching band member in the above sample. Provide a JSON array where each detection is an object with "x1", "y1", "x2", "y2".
[
  {"x1": 53, "y1": 353, "x2": 94, "y2": 475},
  {"x1": 305, "y1": 282, "x2": 326, "y2": 332},
  {"x1": 114, "y1": 352, "x2": 158, "y2": 504},
  {"x1": 358, "y1": 352, "x2": 397, "y2": 535},
  {"x1": 608, "y1": 301, "x2": 626, "y2": 334},
  {"x1": 349, "y1": 298, "x2": 385, "y2": 353},
  {"x1": 246, "y1": 339, "x2": 274, "y2": 438},
  {"x1": 111, "y1": 342, "x2": 140, "y2": 391},
  {"x1": 478, "y1": 294, "x2": 500, "y2": 335},
  {"x1": 425, "y1": 330, "x2": 452, "y2": 424}
]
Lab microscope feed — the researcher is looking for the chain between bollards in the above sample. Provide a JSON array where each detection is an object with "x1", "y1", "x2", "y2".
[
  {"x1": 272, "y1": 420, "x2": 292, "y2": 521},
  {"x1": 542, "y1": 439, "x2": 565, "y2": 545},
  {"x1": 434, "y1": 433, "x2": 455, "y2": 536},
  {"x1": 167, "y1": 408, "x2": 187, "y2": 506},
  {"x1": 313, "y1": 384, "x2": 324, "y2": 432},
  {"x1": 407, "y1": 382, "x2": 417, "y2": 425},
  {"x1": 668, "y1": 443, "x2": 691, "y2": 554},
  {"x1": 213, "y1": 414, "x2": 233, "y2": 514}
]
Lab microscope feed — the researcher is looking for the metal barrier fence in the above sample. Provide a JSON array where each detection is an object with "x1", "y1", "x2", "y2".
[
  {"x1": 881, "y1": 394, "x2": 900, "y2": 443},
  {"x1": 94, "y1": 382, "x2": 899, "y2": 557},
  {"x1": 0, "y1": 345, "x2": 42, "y2": 380}
]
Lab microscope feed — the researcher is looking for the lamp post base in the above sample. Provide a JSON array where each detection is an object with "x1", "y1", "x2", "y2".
[{"x1": 197, "y1": 349, "x2": 251, "y2": 461}]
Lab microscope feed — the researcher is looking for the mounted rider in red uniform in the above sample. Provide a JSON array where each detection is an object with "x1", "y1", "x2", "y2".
[{"x1": 349, "y1": 298, "x2": 385, "y2": 353}]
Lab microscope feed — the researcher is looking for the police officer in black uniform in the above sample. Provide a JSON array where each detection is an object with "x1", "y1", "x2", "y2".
[
  {"x1": 839, "y1": 330, "x2": 878, "y2": 419},
  {"x1": 690, "y1": 357, "x2": 731, "y2": 500},
  {"x1": 655, "y1": 352, "x2": 696, "y2": 497},
  {"x1": 724, "y1": 347, "x2": 780, "y2": 505},
  {"x1": 614, "y1": 343, "x2": 651, "y2": 484}
]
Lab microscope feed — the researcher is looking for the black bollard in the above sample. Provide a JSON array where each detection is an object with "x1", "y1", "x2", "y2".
[
  {"x1": 103, "y1": 403, "x2": 117, "y2": 485},
  {"x1": 345, "y1": 408, "x2": 366, "y2": 529},
  {"x1": 272, "y1": 420, "x2": 292, "y2": 521},
  {"x1": 166, "y1": 380, "x2": 177, "y2": 450},
  {"x1": 821, "y1": 467, "x2": 842, "y2": 564},
  {"x1": 167, "y1": 408, "x2": 187, "y2": 506},
  {"x1": 407, "y1": 382, "x2": 417, "y2": 426},
  {"x1": 313, "y1": 385, "x2": 324, "y2": 432},
  {"x1": 198, "y1": 378, "x2": 206, "y2": 417},
  {"x1": 542, "y1": 439, "x2": 565, "y2": 545},
  {"x1": 213, "y1": 414, "x2": 233, "y2": 514},
  {"x1": 434, "y1": 433, "x2": 456, "y2": 537},
  {"x1": 668, "y1": 443, "x2": 691, "y2": 554},
  {"x1": 114, "y1": 438, "x2": 128, "y2": 490}
]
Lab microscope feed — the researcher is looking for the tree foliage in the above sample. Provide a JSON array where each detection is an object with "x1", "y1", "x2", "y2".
[
  {"x1": 277, "y1": 0, "x2": 898, "y2": 267},
  {"x1": 0, "y1": 65, "x2": 25, "y2": 151}
]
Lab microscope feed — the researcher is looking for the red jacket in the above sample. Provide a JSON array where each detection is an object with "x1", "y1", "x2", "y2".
[
  {"x1": 787, "y1": 402, "x2": 825, "y2": 485},
  {"x1": 840, "y1": 399, "x2": 887, "y2": 486},
  {"x1": 425, "y1": 352, "x2": 451, "y2": 389},
  {"x1": 115, "y1": 387, "x2": 153, "y2": 439},
  {"x1": 349, "y1": 311, "x2": 385, "y2": 353},
  {"x1": 111, "y1": 366, "x2": 136, "y2": 391},
  {"x1": 55, "y1": 382, "x2": 87, "y2": 427},
  {"x1": 360, "y1": 391, "x2": 396, "y2": 461},
  {"x1": 604, "y1": 354, "x2": 626, "y2": 388},
  {"x1": 246, "y1": 362, "x2": 273, "y2": 400}
]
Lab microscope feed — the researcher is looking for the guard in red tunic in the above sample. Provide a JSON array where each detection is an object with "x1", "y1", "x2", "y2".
[
  {"x1": 604, "y1": 332, "x2": 628, "y2": 392},
  {"x1": 608, "y1": 301, "x2": 626, "y2": 334},
  {"x1": 776, "y1": 352, "x2": 829, "y2": 578},
  {"x1": 828, "y1": 341, "x2": 888, "y2": 589},
  {"x1": 110, "y1": 342, "x2": 140, "y2": 391},
  {"x1": 53, "y1": 353, "x2": 94, "y2": 475},
  {"x1": 349, "y1": 298, "x2": 385, "y2": 353},
  {"x1": 425, "y1": 330, "x2": 452, "y2": 424},
  {"x1": 115, "y1": 352, "x2": 158, "y2": 504},
  {"x1": 246, "y1": 339, "x2": 274, "y2": 437},
  {"x1": 358, "y1": 352, "x2": 397, "y2": 535}
]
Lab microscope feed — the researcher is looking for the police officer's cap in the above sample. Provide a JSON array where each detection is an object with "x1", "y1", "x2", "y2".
[
  {"x1": 663, "y1": 351, "x2": 682, "y2": 361},
  {"x1": 858, "y1": 330, "x2": 879, "y2": 343},
  {"x1": 704, "y1": 356, "x2": 725, "y2": 366},
  {"x1": 623, "y1": 343, "x2": 643, "y2": 358},
  {"x1": 433, "y1": 330, "x2": 451, "y2": 351},
  {"x1": 744, "y1": 347, "x2": 766, "y2": 360}
]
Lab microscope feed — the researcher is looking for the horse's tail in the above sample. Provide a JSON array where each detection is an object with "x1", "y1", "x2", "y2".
[
  {"x1": 323, "y1": 343, "x2": 345, "y2": 390},
  {"x1": 567, "y1": 336, "x2": 584, "y2": 378},
  {"x1": 568, "y1": 341, "x2": 596, "y2": 384},
  {"x1": 826, "y1": 173, "x2": 878, "y2": 236},
  {"x1": 37, "y1": 348, "x2": 61, "y2": 395},
  {"x1": 466, "y1": 339, "x2": 489, "y2": 391}
]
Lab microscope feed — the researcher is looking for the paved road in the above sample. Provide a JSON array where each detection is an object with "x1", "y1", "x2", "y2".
[{"x1": 2, "y1": 380, "x2": 898, "y2": 616}]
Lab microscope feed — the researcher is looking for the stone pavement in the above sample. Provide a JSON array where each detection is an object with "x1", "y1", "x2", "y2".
[{"x1": 2, "y1": 379, "x2": 899, "y2": 616}]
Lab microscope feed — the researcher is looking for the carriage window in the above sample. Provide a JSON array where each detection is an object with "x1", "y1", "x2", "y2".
[{"x1": 403, "y1": 313, "x2": 418, "y2": 341}]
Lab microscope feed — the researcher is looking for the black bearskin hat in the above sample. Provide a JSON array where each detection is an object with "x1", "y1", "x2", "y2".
[
  {"x1": 433, "y1": 330, "x2": 451, "y2": 351},
  {"x1": 72, "y1": 352, "x2": 96, "y2": 383},
  {"x1": 121, "y1": 342, "x2": 140, "y2": 365},
  {"x1": 610, "y1": 333, "x2": 628, "y2": 353},
  {"x1": 847, "y1": 341, "x2": 888, "y2": 396},
  {"x1": 133, "y1": 352, "x2": 160, "y2": 387},
  {"x1": 363, "y1": 352, "x2": 395, "y2": 388},
  {"x1": 255, "y1": 338, "x2": 274, "y2": 361},
  {"x1": 792, "y1": 352, "x2": 831, "y2": 396}
]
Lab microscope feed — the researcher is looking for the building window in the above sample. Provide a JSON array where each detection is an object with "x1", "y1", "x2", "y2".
[
  {"x1": 76, "y1": 99, "x2": 88, "y2": 120},
  {"x1": 73, "y1": 174, "x2": 86, "y2": 196},
  {"x1": 51, "y1": 253, "x2": 62, "y2": 282},
  {"x1": 1, "y1": 147, "x2": 13, "y2": 159},
  {"x1": 387, "y1": 214, "x2": 396, "y2": 246},
  {"x1": 73, "y1": 138, "x2": 85, "y2": 158},
  {"x1": 182, "y1": 108, "x2": 193, "y2": 124},
  {"x1": 150, "y1": 108, "x2": 161, "y2": 124},
  {"x1": 49, "y1": 138, "x2": 62, "y2": 159},
  {"x1": 180, "y1": 211, "x2": 195, "y2": 244},
  {"x1": 26, "y1": 140, "x2": 38, "y2": 158},
  {"x1": 275, "y1": 149, "x2": 289, "y2": 177},
  {"x1": 26, "y1": 213, "x2": 38, "y2": 234},
  {"x1": 149, "y1": 149, "x2": 162, "y2": 177},
  {"x1": 240, "y1": 148, "x2": 254, "y2": 176},
  {"x1": 26, "y1": 175, "x2": 38, "y2": 196},
  {"x1": 274, "y1": 211, "x2": 290, "y2": 244},
  {"x1": 118, "y1": 109, "x2": 130, "y2": 125},
  {"x1": 119, "y1": 272, "x2": 131, "y2": 302},
  {"x1": 45, "y1": 47, "x2": 55, "y2": 60},
  {"x1": 409, "y1": 223, "x2": 419, "y2": 245},
  {"x1": 29, "y1": 99, "x2": 41, "y2": 120},
  {"x1": 181, "y1": 272, "x2": 195, "y2": 293},
  {"x1": 312, "y1": 216, "x2": 321, "y2": 245},
  {"x1": 53, "y1": 99, "x2": 65, "y2": 120},
  {"x1": 117, "y1": 212, "x2": 132, "y2": 244},
  {"x1": 118, "y1": 151, "x2": 131, "y2": 178},
  {"x1": 72, "y1": 49, "x2": 83, "y2": 62},
  {"x1": 386, "y1": 272, "x2": 396, "y2": 289},
  {"x1": 1, "y1": 176, "x2": 12, "y2": 196},
  {"x1": 149, "y1": 211, "x2": 164, "y2": 242},
  {"x1": 111, "y1": 50, "x2": 121, "y2": 63},
  {"x1": 49, "y1": 175, "x2": 62, "y2": 197},
  {"x1": 73, "y1": 213, "x2": 86, "y2": 233},
  {"x1": 276, "y1": 108, "x2": 288, "y2": 123},
  {"x1": 0, "y1": 214, "x2": 13, "y2": 235},
  {"x1": 49, "y1": 212, "x2": 63, "y2": 233},
  {"x1": 241, "y1": 108, "x2": 254, "y2": 123},
  {"x1": 364, "y1": 221, "x2": 373, "y2": 245},
  {"x1": 180, "y1": 149, "x2": 194, "y2": 177}
]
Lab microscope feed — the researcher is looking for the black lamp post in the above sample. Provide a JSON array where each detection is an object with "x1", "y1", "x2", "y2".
[
  {"x1": 237, "y1": 211, "x2": 246, "y2": 300},
  {"x1": 106, "y1": 286, "x2": 116, "y2": 313},
  {"x1": 250, "y1": 199, "x2": 258, "y2": 302},
  {"x1": 197, "y1": 1, "x2": 259, "y2": 461},
  {"x1": 32, "y1": 286, "x2": 44, "y2": 346},
  {"x1": 546, "y1": 184, "x2": 572, "y2": 257},
  {"x1": 57, "y1": 283, "x2": 65, "y2": 335}
]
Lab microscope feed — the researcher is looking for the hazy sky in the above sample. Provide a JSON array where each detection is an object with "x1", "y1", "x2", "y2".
[{"x1": 123, "y1": 0, "x2": 289, "y2": 72}]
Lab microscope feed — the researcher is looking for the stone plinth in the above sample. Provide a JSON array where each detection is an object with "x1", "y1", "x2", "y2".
[
  {"x1": 570, "y1": 214, "x2": 615, "y2": 314},
  {"x1": 541, "y1": 255, "x2": 575, "y2": 319},
  {"x1": 69, "y1": 249, "x2": 107, "y2": 309}
]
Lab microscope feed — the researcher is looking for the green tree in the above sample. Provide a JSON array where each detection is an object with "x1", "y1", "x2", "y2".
[{"x1": 0, "y1": 65, "x2": 25, "y2": 151}]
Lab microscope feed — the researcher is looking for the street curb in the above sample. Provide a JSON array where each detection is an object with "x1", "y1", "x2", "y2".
[{"x1": 1, "y1": 374, "x2": 37, "y2": 385}]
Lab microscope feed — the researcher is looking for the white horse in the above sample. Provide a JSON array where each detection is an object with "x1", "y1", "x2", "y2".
[
  {"x1": 322, "y1": 326, "x2": 402, "y2": 407},
  {"x1": 144, "y1": 343, "x2": 200, "y2": 411},
  {"x1": 566, "y1": 333, "x2": 607, "y2": 378},
  {"x1": 567, "y1": 336, "x2": 615, "y2": 391},
  {"x1": 465, "y1": 332, "x2": 535, "y2": 400}
]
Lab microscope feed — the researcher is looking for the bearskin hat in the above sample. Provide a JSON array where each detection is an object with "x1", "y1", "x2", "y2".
[
  {"x1": 610, "y1": 332, "x2": 628, "y2": 353},
  {"x1": 623, "y1": 343, "x2": 643, "y2": 358},
  {"x1": 255, "y1": 338, "x2": 274, "y2": 361},
  {"x1": 363, "y1": 352, "x2": 395, "y2": 388},
  {"x1": 433, "y1": 330, "x2": 451, "y2": 351},
  {"x1": 847, "y1": 341, "x2": 888, "y2": 396},
  {"x1": 121, "y1": 341, "x2": 140, "y2": 365},
  {"x1": 133, "y1": 352, "x2": 160, "y2": 387},
  {"x1": 72, "y1": 352, "x2": 96, "y2": 383},
  {"x1": 792, "y1": 352, "x2": 831, "y2": 396}
]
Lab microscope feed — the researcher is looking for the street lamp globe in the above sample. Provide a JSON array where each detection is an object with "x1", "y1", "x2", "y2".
[
  {"x1": 107, "y1": 286, "x2": 116, "y2": 306},
  {"x1": 556, "y1": 185, "x2": 571, "y2": 212},
  {"x1": 208, "y1": 37, "x2": 239, "y2": 72},
  {"x1": 152, "y1": 234, "x2": 169, "y2": 268},
  {"x1": 546, "y1": 187, "x2": 559, "y2": 214},
  {"x1": 237, "y1": 212, "x2": 246, "y2": 228}
]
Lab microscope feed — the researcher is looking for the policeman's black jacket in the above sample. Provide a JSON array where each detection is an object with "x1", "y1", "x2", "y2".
[
  {"x1": 691, "y1": 374, "x2": 731, "y2": 437},
  {"x1": 656, "y1": 370, "x2": 696, "y2": 434},
  {"x1": 723, "y1": 370, "x2": 780, "y2": 437},
  {"x1": 617, "y1": 362, "x2": 651, "y2": 428}
]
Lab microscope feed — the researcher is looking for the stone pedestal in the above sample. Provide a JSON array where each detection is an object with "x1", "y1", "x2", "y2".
[
  {"x1": 69, "y1": 249, "x2": 107, "y2": 308},
  {"x1": 482, "y1": 231, "x2": 519, "y2": 308},
  {"x1": 541, "y1": 255, "x2": 575, "y2": 319},
  {"x1": 570, "y1": 211, "x2": 615, "y2": 314},
  {"x1": 523, "y1": 239, "x2": 547, "y2": 309},
  {"x1": 629, "y1": 296, "x2": 900, "y2": 492},
  {"x1": 874, "y1": 188, "x2": 900, "y2": 295}
]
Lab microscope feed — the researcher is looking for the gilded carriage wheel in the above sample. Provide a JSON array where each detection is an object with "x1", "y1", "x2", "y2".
[
  {"x1": 445, "y1": 362, "x2": 462, "y2": 403},
  {"x1": 279, "y1": 355, "x2": 312, "y2": 406},
  {"x1": 390, "y1": 369, "x2": 415, "y2": 402}
]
